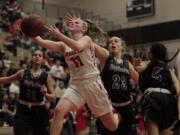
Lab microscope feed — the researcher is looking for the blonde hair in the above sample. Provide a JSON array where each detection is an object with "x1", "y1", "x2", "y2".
[{"x1": 84, "y1": 19, "x2": 108, "y2": 47}]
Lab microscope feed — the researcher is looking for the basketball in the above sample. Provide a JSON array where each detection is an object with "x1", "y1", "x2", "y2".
[{"x1": 20, "y1": 14, "x2": 44, "y2": 37}]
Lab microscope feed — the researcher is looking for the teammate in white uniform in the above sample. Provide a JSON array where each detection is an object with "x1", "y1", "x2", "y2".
[{"x1": 32, "y1": 13, "x2": 119, "y2": 135}]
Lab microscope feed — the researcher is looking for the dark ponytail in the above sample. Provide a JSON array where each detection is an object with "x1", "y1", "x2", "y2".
[{"x1": 150, "y1": 43, "x2": 179, "y2": 63}]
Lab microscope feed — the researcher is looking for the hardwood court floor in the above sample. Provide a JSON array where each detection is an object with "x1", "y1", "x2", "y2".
[{"x1": 0, "y1": 126, "x2": 13, "y2": 135}]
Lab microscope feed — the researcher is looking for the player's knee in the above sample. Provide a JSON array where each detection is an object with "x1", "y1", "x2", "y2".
[
  {"x1": 106, "y1": 122, "x2": 118, "y2": 131},
  {"x1": 54, "y1": 107, "x2": 66, "y2": 119}
]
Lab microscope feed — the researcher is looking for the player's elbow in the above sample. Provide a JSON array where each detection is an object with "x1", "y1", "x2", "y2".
[{"x1": 132, "y1": 74, "x2": 139, "y2": 85}]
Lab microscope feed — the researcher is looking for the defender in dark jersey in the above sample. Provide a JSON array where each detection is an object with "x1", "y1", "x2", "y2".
[
  {"x1": 95, "y1": 36, "x2": 139, "y2": 135},
  {"x1": 138, "y1": 43, "x2": 180, "y2": 135},
  {"x1": 0, "y1": 50, "x2": 56, "y2": 135}
]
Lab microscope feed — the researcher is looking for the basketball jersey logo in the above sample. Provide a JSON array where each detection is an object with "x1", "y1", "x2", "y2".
[
  {"x1": 151, "y1": 66, "x2": 163, "y2": 81},
  {"x1": 70, "y1": 55, "x2": 84, "y2": 68},
  {"x1": 65, "y1": 49, "x2": 84, "y2": 68},
  {"x1": 112, "y1": 74, "x2": 127, "y2": 90}
]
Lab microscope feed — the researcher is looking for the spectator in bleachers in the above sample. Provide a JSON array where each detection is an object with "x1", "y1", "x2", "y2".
[
  {"x1": 0, "y1": 60, "x2": 4, "y2": 75},
  {"x1": 54, "y1": 80, "x2": 66, "y2": 103},
  {"x1": 0, "y1": 49, "x2": 5, "y2": 60},
  {"x1": 5, "y1": 0, "x2": 21, "y2": 23},
  {"x1": 76, "y1": 105, "x2": 90, "y2": 135},
  {"x1": 7, "y1": 62, "x2": 18, "y2": 76},
  {"x1": 20, "y1": 35, "x2": 32, "y2": 49},
  {"x1": 0, "y1": 93, "x2": 15, "y2": 126},
  {"x1": 3, "y1": 55, "x2": 11, "y2": 69},
  {"x1": 9, "y1": 81, "x2": 20, "y2": 96},
  {"x1": 3, "y1": 35, "x2": 13, "y2": 50},
  {"x1": 0, "y1": 16, "x2": 10, "y2": 32},
  {"x1": 50, "y1": 59, "x2": 66, "y2": 87}
]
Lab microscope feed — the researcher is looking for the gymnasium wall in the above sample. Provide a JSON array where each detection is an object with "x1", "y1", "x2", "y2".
[
  {"x1": 19, "y1": 0, "x2": 180, "y2": 54},
  {"x1": 20, "y1": 0, "x2": 180, "y2": 29}
]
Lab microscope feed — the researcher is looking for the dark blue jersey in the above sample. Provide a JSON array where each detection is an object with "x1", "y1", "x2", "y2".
[
  {"x1": 101, "y1": 55, "x2": 131, "y2": 103},
  {"x1": 19, "y1": 69, "x2": 48, "y2": 102},
  {"x1": 140, "y1": 61, "x2": 173, "y2": 93}
]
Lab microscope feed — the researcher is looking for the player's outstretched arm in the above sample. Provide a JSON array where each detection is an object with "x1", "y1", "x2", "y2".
[
  {"x1": 32, "y1": 36, "x2": 65, "y2": 54},
  {"x1": 0, "y1": 70, "x2": 24, "y2": 84},
  {"x1": 46, "y1": 25, "x2": 91, "y2": 52},
  {"x1": 94, "y1": 43, "x2": 109, "y2": 71},
  {"x1": 129, "y1": 62, "x2": 139, "y2": 85}
]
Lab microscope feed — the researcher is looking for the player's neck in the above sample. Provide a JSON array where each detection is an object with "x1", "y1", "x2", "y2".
[
  {"x1": 113, "y1": 52, "x2": 122, "y2": 59},
  {"x1": 113, "y1": 52, "x2": 122, "y2": 64},
  {"x1": 32, "y1": 65, "x2": 41, "y2": 73},
  {"x1": 72, "y1": 33, "x2": 84, "y2": 40},
  {"x1": 31, "y1": 66, "x2": 42, "y2": 78}
]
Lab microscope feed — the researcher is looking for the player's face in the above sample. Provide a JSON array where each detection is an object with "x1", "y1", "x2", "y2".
[
  {"x1": 67, "y1": 18, "x2": 85, "y2": 33},
  {"x1": 108, "y1": 37, "x2": 123, "y2": 54},
  {"x1": 32, "y1": 50, "x2": 44, "y2": 65}
]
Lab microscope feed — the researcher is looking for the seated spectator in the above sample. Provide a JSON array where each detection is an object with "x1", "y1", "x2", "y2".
[
  {"x1": 6, "y1": 62, "x2": 17, "y2": 76},
  {"x1": 3, "y1": 55, "x2": 11, "y2": 69},
  {"x1": 0, "y1": 49, "x2": 5, "y2": 60},
  {"x1": 54, "y1": 81, "x2": 66, "y2": 103},
  {"x1": 0, "y1": 93, "x2": 15, "y2": 126},
  {"x1": 3, "y1": 36, "x2": 13, "y2": 50},
  {"x1": 9, "y1": 81, "x2": 20, "y2": 96},
  {"x1": 50, "y1": 59, "x2": 66, "y2": 87},
  {"x1": 20, "y1": 35, "x2": 32, "y2": 49},
  {"x1": 76, "y1": 105, "x2": 90, "y2": 135}
]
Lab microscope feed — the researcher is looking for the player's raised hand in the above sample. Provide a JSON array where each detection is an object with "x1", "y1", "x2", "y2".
[
  {"x1": 45, "y1": 25, "x2": 61, "y2": 37},
  {"x1": 65, "y1": 11, "x2": 81, "y2": 26}
]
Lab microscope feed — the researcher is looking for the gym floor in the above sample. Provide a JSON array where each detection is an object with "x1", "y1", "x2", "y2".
[{"x1": 0, "y1": 126, "x2": 13, "y2": 135}]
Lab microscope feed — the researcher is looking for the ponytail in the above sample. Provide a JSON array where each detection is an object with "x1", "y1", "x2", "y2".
[
  {"x1": 164, "y1": 49, "x2": 179, "y2": 63},
  {"x1": 84, "y1": 19, "x2": 108, "y2": 47}
]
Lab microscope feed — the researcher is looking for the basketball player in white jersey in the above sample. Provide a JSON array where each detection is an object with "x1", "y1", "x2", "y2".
[{"x1": 31, "y1": 13, "x2": 119, "y2": 135}]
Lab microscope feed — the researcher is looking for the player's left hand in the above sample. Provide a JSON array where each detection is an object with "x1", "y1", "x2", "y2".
[{"x1": 40, "y1": 85, "x2": 48, "y2": 96}]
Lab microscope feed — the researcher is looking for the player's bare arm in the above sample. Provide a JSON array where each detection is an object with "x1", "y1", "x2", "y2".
[
  {"x1": 46, "y1": 25, "x2": 91, "y2": 52},
  {"x1": 0, "y1": 69, "x2": 24, "y2": 84},
  {"x1": 129, "y1": 62, "x2": 139, "y2": 85},
  {"x1": 32, "y1": 36, "x2": 65, "y2": 53},
  {"x1": 94, "y1": 43, "x2": 109, "y2": 70}
]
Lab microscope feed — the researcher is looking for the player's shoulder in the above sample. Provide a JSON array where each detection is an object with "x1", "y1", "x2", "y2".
[{"x1": 80, "y1": 35, "x2": 92, "y2": 42}]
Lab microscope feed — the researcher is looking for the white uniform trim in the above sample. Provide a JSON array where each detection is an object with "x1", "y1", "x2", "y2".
[{"x1": 144, "y1": 88, "x2": 171, "y2": 95}]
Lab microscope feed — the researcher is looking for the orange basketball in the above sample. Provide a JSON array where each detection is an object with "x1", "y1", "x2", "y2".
[{"x1": 20, "y1": 14, "x2": 44, "y2": 37}]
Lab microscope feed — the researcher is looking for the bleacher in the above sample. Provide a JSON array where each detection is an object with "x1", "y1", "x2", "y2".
[{"x1": 0, "y1": 29, "x2": 31, "y2": 68}]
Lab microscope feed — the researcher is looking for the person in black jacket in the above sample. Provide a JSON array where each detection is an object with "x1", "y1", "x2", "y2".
[
  {"x1": 0, "y1": 49, "x2": 56, "y2": 135},
  {"x1": 137, "y1": 43, "x2": 180, "y2": 135}
]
